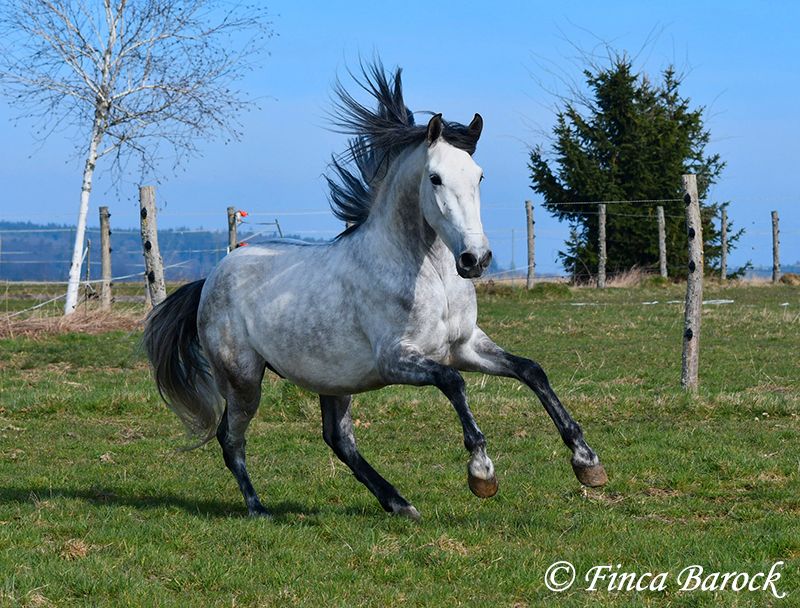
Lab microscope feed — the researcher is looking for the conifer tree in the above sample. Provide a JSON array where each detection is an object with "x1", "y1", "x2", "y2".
[{"x1": 529, "y1": 55, "x2": 738, "y2": 279}]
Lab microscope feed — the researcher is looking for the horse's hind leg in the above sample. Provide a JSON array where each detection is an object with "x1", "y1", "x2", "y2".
[
  {"x1": 320, "y1": 395, "x2": 420, "y2": 521},
  {"x1": 214, "y1": 355, "x2": 269, "y2": 517}
]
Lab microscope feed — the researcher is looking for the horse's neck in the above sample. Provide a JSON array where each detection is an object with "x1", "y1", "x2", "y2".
[{"x1": 362, "y1": 146, "x2": 447, "y2": 266}]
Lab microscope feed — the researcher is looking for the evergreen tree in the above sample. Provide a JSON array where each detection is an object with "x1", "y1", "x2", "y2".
[{"x1": 529, "y1": 55, "x2": 738, "y2": 279}]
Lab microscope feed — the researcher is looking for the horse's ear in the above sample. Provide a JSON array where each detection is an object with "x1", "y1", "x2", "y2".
[
  {"x1": 426, "y1": 113, "x2": 443, "y2": 145},
  {"x1": 468, "y1": 113, "x2": 483, "y2": 141}
]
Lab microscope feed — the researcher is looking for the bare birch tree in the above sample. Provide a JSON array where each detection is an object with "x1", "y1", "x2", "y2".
[{"x1": 0, "y1": 0, "x2": 272, "y2": 314}]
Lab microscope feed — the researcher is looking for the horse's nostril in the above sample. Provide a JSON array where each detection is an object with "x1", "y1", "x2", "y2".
[
  {"x1": 459, "y1": 252, "x2": 479, "y2": 269},
  {"x1": 480, "y1": 250, "x2": 493, "y2": 269}
]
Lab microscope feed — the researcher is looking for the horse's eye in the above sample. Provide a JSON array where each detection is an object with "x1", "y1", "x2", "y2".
[{"x1": 430, "y1": 174, "x2": 442, "y2": 186}]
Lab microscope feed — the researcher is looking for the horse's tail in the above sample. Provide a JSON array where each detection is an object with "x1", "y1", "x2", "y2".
[{"x1": 143, "y1": 279, "x2": 224, "y2": 447}]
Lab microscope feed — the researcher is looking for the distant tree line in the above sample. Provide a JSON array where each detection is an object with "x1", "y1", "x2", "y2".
[{"x1": 0, "y1": 222, "x2": 312, "y2": 282}]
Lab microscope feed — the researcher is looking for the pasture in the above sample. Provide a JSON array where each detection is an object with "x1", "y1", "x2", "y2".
[{"x1": 1, "y1": 281, "x2": 798, "y2": 606}]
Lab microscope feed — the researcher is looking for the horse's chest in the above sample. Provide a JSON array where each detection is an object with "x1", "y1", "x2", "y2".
[{"x1": 410, "y1": 286, "x2": 476, "y2": 359}]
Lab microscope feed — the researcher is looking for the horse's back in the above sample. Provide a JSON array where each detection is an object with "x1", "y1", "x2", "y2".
[{"x1": 198, "y1": 241, "x2": 385, "y2": 394}]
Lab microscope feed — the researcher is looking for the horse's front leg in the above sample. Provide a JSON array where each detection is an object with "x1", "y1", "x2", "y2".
[
  {"x1": 378, "y1": 349, "x2": 498, "y2": 498},
  {"x1": 454, "y1": 329, "x2": 608, "y2": 487}
]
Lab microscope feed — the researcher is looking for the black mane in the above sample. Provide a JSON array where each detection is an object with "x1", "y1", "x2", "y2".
[{"x1": 326, "y1": 60, "x2": 479, "y2": 234}]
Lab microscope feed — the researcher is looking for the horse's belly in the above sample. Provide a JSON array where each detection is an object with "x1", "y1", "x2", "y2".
[
  {"x1": 250, "y1": 309, "x2": 384, "y2": 395},
  {"x1": 268, "y1": 348, "x2": 384, "y2": 396}
]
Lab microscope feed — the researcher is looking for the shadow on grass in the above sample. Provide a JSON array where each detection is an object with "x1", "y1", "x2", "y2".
[
  {"x1": 0, "y1": 481, "x2": 606, "y2": 534},
  {"x1": 0, "y1": 485, "x2": 322, "y2": 521},
  {"x1": 0, "y1": 485, "x2": 506, "y2": 525}
]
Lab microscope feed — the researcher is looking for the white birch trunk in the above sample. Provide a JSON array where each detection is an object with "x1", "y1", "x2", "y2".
[
  {"x1": 64, "y1": 130, "x2": 102, "y2": 314},
  {"x1": 64, "y1": 3, "x2": 116, "y2": 315}
]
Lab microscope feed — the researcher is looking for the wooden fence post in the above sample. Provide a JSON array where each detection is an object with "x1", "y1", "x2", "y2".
[
  {"x1": 139, "y1": 186, "x2": 167, "y2": 307},
  {"x1": 720, "y1": 207, "x2": 727, "y2": 280},
  {"x1": 83, "y1": 238, "x2": 91, "y2": 311},
  {"x1": 525, "y1": 201, "x2": 536, "y2": 289},
  {"x1": 597, "y1": 203, "x2": 607, "y2": 288},
  {"x1": 99, "y1": 206, "x2": 112, "y2": 310},
  {"x1": 771, "y1": 210, "x2": 780, "y2": 283},
  {"x1": 227, "y1": 206, "x2": 237, "y2": 253},
  {"x1": 681, "y1": 174, "x2": 703, "y2": 391},
  {"x1": 525, "y1": 200, "x2": 535, "y2": 289},
  {"x1": 85, "y1": 238, "x2": 91, "y2": 284},
  {"x1": 657, "y1": 205, "x2": 668, "y2": 278}
]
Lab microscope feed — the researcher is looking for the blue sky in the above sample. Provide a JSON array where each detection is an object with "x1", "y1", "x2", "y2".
[{"x1": 1, "y1": 0, "x2": 798, "y2": 273}]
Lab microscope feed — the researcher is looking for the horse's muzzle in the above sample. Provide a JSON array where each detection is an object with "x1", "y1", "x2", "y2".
[{"x1": 456, "y1": 250, "x2": 492, "y2": 279}]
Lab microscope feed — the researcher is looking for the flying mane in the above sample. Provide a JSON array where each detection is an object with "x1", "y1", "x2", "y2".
[{"x1": 327, "y1": 61, "x2": 481, "y2": 234}]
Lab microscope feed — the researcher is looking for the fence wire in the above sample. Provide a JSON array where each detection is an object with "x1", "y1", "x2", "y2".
[{"x1": 0, "y1": 198, "x2": 793, "y2": 283}]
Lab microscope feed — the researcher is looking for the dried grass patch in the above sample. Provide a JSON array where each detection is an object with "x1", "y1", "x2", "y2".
[
  {"x1": 421, "y1": 534, "x2": 469, "y2": 556},
  {"x1": 644, "y1": 487, "x2": 682, "y2": 498},
  {"x1": 606, "y1": 266, "x2": 649, "y2": 288},
  {"x1": 25, "y1": 591, "x2": 53, "y2": 608},
  {"x1": 370, "y1": 533, "x2": 403, "y2": 559},
  {"x1": 0, "y1": 309, "x2": 144, "y2": 339},
  {"x1": 779, "y1": 272, "x2": 800, "y2": 286},
  {"x1": 60, "y1": 538, "x2": 91, "y2": 560}
]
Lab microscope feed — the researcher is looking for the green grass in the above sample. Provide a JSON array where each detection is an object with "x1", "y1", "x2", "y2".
[
  {"x1": 0, "y1": 282, "x2": 798, "y2": 607},
  {"x1": 2, "y1": 281, "x2": 147, "y2": 316}
]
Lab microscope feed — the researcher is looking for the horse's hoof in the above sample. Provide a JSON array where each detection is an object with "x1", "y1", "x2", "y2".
[
  {"x1": 468, "y1": 473, "x2": 499, "y2": 498},
  {"x1": 572, "y1": 462, "x2": 608, "y2": 487},
  {"x1": 394, "y1": 505, "x2": 421, "y2": 522}
]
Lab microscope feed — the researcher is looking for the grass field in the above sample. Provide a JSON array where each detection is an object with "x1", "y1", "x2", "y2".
[{"x1": 1, "y1": 281, "x2": 798, "y2": 606}]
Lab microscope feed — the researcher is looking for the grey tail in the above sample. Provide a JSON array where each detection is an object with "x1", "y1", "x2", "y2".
[{"x1": 142, "y1": 279, "x2": 224, "y2": 448}]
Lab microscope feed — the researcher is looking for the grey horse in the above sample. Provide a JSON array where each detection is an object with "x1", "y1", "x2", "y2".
[{"x1": 143, "y1": 63, "x2": 607, "y2": 520}]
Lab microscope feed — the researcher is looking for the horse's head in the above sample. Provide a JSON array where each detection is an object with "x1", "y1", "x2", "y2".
[{"x1": 420, "y1": 113, "x2": 492, "y2": 279}]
